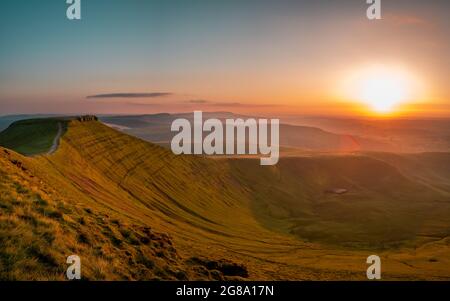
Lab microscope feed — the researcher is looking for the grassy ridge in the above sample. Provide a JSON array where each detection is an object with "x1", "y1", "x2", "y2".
[
  {"x1": 1, "y1": 118, "x2": 450, "y2": 280},
  {"x1": 0, "y1": 145, "x2": 248, "y2": 280},
  {"x1": 0, "y1": 119, "x2": 66, "y2": 156}
]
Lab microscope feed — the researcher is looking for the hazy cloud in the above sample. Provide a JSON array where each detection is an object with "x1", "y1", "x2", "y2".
[
  {"x1": 212, "y1": 102, "x2": 280, "y2": 108},
  {"x1": 87, "y1": 93, "x2": 172, "y2": 99},
  {"x1": 185, "y1": 99, "x2": 279, "y2": 108},
  {"x1": 126, "y1": 102, "x2": 161, "y2": 107},
  {"x1": 187, "y1": 99, "x2": 210, "y2": 104},
  {"x1": 384, "y1": 13, "x2": 429, "y2": 26}
]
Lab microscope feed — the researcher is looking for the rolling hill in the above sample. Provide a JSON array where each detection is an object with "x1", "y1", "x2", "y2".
[
  {"x1": 0, "y1": 118, "x2": 66, "y2": 156},
  {"x1": 0, "y1": 115, "x2": 60, "y2": 132},
  {"x1": 1, "y1": 117, "x2": 450, "y2": 280},
  {"x1": 100, "y1": 113, "x2": 392, "y2": 152},
  {"x1": 281, "y1": 116, "x2": 450, "y2": 152}
]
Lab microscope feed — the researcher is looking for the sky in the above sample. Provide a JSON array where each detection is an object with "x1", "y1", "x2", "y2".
[{"x1": 0, "y1": 0, "x2": 449, "y2": 117}]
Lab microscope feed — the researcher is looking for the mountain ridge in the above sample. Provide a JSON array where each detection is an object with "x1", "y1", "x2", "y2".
[{"x1": 1, "y1": 118, "x2": 450, "y2": 280}]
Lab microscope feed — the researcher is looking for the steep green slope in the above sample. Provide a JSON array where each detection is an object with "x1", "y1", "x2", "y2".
[
  {"x1": 0, "y1": 147, "x2": 253, "y2": 280},
  {"x1": 0, "y1": 149, "x2": 185, "y2": 280},
  {"x1": 366, "y1": 152, "x2": 450, "y2": 194},
  {"x1": 230, "y1": 156, "x2": 450, "y2": 248}
]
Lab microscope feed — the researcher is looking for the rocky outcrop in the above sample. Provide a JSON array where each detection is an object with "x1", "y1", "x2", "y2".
[{"x1": 76, "y1": 115, "x2": 98, "y2": 122}]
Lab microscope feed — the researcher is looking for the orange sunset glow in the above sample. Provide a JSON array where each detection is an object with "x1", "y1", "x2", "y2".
[
  {"x1": 0, "y1": 1, "x2": 448, "y2": 118},
  {"x1": 335, "y1": 64, "x2": 426, "y2": 117}
]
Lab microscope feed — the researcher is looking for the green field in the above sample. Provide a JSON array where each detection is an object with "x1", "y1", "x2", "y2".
[
  {"x1": 0, "y1": 119, "x2": 66, "y2": 156},
  {"x1": 1, "y1": 118, "x2": 450, "y2": 280}
]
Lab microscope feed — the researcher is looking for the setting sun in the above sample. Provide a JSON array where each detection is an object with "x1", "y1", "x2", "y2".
[
  {"x1": 338, "y1": 65, "x2": 423, "y2": 115},
  {"x1": 358, "y1": 72, "x2": 407, "y2": 113}
]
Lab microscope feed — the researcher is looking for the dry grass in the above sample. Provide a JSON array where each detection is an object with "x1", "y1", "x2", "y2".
[{"x1": 0, "y1": 148, "x2": 249, "y2": 280}]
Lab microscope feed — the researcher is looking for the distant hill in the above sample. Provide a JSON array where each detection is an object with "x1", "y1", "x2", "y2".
[
  {"x1": 0, "y1": 115, "x2": 61, "y2": 132},
  {"x1": 1, "y1": 118, "x2": 450, "y2": 280},
  {"x1": 100, "y1": 113, "x2": 392, "y2": 152},
  {"x1": 281, "y1": 116, "x2": 450, "y2": 152},
  {"x1": 0, "y1": 118, "x2": 67, "y2": 156}
]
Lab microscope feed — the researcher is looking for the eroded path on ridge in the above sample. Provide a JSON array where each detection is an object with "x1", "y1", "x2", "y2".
[{"x1": 47, "y1": 122, "x2": 63, "y2": 154}]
